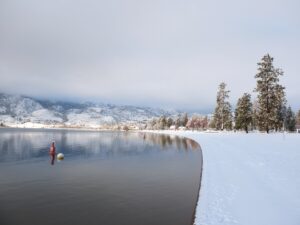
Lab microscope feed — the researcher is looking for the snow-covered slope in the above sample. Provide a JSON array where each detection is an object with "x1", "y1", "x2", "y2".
[{"x1": 0, "y1": 93, "x2": 178, "y2": 128}]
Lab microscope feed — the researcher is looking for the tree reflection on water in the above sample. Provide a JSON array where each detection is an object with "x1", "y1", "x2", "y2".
[
  {"x1": 139, "y1": 133, "x2": 200, "y2": 151},
  {"x1": 0, "y1": 129, "x2": 201, "y2": 162}
]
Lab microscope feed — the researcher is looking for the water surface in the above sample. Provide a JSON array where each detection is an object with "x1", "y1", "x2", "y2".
[{"x1": 0, "y1": 128, "x2": 202, "y2": 225}]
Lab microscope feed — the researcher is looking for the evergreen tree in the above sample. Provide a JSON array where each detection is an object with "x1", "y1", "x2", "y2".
[
  {"x1": 254, "y1": 54, "x2": 286, "y2": 133},
  {"x1": 252, "y1": 99, "x2": 259, "y2": 130},
  {"x1": 275, "y1": 104, "x2": 286, "y2": 131},
  {"x1": 285, "y1": 106, "x2": 296, "y2": 132},
  {"x1": 213, "y1": 82, "x2": 232, "y2": 130},
  {"x1": 296, "y1": 110, "x2": 300, "y2": 126},
  {"x1": 166, "y1": 117, "x2": 173, "y2": 128},
  {"x1": 274, "y1": 86, "x2": 287, "y2": 131},
  {"x1": 175, "y1": 117, "x2": 181, "y2": 129},
  {"x1": 149, "y1": 118, "x2": 157, "y2": 130},
  {"x1": 181, "y1": 113, "x2": 188, "y2": 127},
  {"x1": 235, "y1": 93, "x2": 252, "y2": 133},
  {"x1": 208, "y1": 118, "x2": 216, "y2": 129},
  {"x1": 158, "y1": 116, "x2": 167, "y2": 130}
]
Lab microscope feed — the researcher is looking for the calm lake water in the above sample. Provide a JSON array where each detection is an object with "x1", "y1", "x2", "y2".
[{"x1": 0, "y1": 128, "x2": 202, "y2": 225}]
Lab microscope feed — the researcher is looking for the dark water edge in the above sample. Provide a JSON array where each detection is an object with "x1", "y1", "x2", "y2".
[
  {"x1": 147, "y1": 131, "x2": 203, "y2": 225},
  {"x1": 191, "y1": 143, "x2": 203, "y2": 225},
  {"x1": 0, "y1": 128, "x2": 203, "y2": 225}
]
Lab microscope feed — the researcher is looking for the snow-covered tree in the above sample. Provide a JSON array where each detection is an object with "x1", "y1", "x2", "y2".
[
  {"x1": 235, "y1": 93, "x2": 252, "y2": 133},
  {"x1": 147, "y1": 118, "x2": 157, "y2": 130},
  {"x1": 274, "y1": 85, "x2": 287, "y2": 131},
  {"x1": 284, "y1": 106, "x2": 296, "y2": 132},
  {"x1": 173, "y1": 113, "x2": 188, "y2": 128},
  {"x1": 166, "y1": 117, "x2": 173, "y2": 128},
  {"x1": 158, "y1": 116, "x2": 167, "y2": 130},
  {"x1": 186, "y1": 117, "x2": 195, "y2": 130},
  {"x1": 186, "y1": 115, "x2": 209, "y2": 130},
  {"x1": 254, "y1": 54, "x2": 286, "y2": 133},
  {"x1": 252, "y1": 99, "x2": 259, "y2": 130},
  {"x1": 201, "y1": 116, "x2": 209, "y2": 129},
  {"x1": 175, "y1": 117, "x2": 180, "y2": 129},
  {"x1": 213, "y1": 82, "x2": 232, "y2": 130},
  {"x1": 181, "y1": 113, "x2": 188, "y2": 127},
  {"x1": 296, "y1": 110, "x2": 300, "y2": 126}
]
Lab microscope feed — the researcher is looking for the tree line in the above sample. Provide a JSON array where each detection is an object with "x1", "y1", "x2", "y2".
[
  {"x1": 146, "y1": 113, "x2": 209, "y2": 130},
  {"x1": 147, "y1": 54, "x2": 300, "y2": 133},
  {"x1": 212, "y1": 54, "x2": 298, "y2": 133}
]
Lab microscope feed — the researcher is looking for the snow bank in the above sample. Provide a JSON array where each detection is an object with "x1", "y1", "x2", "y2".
[{"x1": 153, "y1": 131, "x2": 300, "y2": 225}]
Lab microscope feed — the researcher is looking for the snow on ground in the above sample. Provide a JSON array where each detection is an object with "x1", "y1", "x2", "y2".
[
  {"x1": 152, "y1": 131, "x2": 300, "y2": 225},
  {"x1": 66, "y1": 111, "x2": 116, "y2": 128},
  {"x1": 7, "y1": 122, "x2": 49, "y2": 128},
  {"x1": 31, "y1": 109, "x2": 63, "y2": 123},
  {"x1": 0, "y1": 115, "x2": 15, "y2": 123},
  {"x1": 0, "y1": 106, "x2": 6, "y2": 113}
]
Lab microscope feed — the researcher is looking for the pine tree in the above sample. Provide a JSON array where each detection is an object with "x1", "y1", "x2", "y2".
[
  {"x1": 296, "y1": 110, "x2": 300, "y2": 126},
  {"x1": 254, "y1": 54, "x2": 286, "y2": 133},
  {"x1": 149, "y1": 118, "x2": 157, "y2": 130},
  {"x1": 166, "y1": 117, "x2": 173, "y2": 128},
  {"x1": 175, "y1": 117, "x2": 180, "y2": 129},
  {"x1": 285, "y1": 106, "x2": 296, "y2": 132},
  {"x1": 274, "y1": 85, "x2": 287, "y2": 131},
  {"x1": 252, "y1": 99, "x2": 259, "y2": 130},
  {"x1": 158, "y1": 116, "x2": 167, "y2": 130},
  {"x1": 235, "y1": 93, "x2": 253, "y2": 133},
  {"x1": 181, "y1": 113, "x2": 188, "y2": 127},
  {"x1": 213, "y1": 82, "x2": 232, "y2": 130}
]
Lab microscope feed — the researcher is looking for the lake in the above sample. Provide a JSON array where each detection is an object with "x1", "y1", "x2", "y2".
[{"x1": 0, "y1": 128, "x2": 202, "y2": 225}]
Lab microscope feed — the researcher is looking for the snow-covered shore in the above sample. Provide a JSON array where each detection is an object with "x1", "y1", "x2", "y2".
[{"x1": 149, "y1": 131, "x2": 300, "y2": 225}]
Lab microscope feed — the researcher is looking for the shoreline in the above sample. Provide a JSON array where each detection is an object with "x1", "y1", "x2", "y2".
[{"x1": 0, "y1": 126, "x2": 130, "y2": 132}]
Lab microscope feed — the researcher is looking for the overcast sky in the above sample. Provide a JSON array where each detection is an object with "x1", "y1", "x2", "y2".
[{"x1": 0, "y1": 0, "x2": 299, "y2": 112}]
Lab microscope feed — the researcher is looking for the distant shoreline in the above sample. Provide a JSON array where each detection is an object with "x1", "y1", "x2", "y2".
[{"x1": 0, "y1": 126, "x2": 129, "y2": 132}]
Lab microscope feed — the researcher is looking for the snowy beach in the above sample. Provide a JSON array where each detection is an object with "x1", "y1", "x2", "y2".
[{"x1": 150, "y1": 131, "x2": 300, "y2": 225}]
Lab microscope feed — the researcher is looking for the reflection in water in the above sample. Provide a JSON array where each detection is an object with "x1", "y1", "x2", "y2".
[
  {"x1": 0, "y1": 129, "x2": 200, "y2": 162},
  {"x1": 0, "y1": 128, "x2": 202, "y2": 225},
  {"x1": 50, "y1": 154, "x2": 55, "y2": 165},
  {"x1": 141, "y1": 133, "x2": 200, "y2": 151},
  {"x1": 49, "y1": 142, "x2": 56, "y2": 165}
]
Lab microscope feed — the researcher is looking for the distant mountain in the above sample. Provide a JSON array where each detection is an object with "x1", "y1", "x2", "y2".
[{"x1": 0, "y1": 93, "x2": 179, "y2": 129}]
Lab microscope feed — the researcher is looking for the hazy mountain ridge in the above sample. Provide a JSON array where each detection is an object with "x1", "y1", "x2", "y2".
[{"x1": 0, "y1": 93, "x2": 178, "y2": 128}]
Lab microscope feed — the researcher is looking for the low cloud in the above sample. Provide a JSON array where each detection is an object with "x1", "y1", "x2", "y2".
[{"x1": 1, "y1": 0, "x2": 299, "y2": 111}]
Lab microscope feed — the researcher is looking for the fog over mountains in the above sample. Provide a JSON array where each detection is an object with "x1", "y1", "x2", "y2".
[{"x1": 0, "y1": 93, "x2": 178, "y2": 129}]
